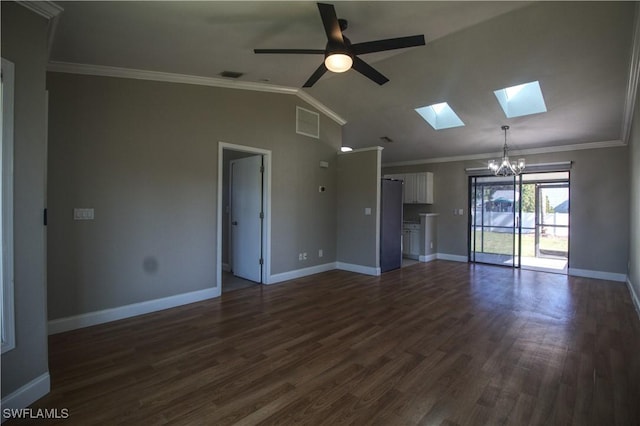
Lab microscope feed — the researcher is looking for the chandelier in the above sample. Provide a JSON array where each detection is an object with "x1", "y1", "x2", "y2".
[{"x1": 488, "y1": 125, "x2": 525, "y2": 176}]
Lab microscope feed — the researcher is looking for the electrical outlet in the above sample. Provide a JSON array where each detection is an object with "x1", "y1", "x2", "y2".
[
  {"x1": 318, "y1": 249, "x2": 323, "y2": 258},
  {"x1": 303, "y1": 252, "x2": 308, "y2": 260},
  {"x1": 298, "y1": 253, "x2": 303, "y2": 261},
  {"x1": 430, "y1": 242, "x2": 433, "y2": 249}
]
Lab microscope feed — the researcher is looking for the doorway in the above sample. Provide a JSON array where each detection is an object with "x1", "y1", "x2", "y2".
[
  {"x1": 469, "y1": 171, "x2": 570, "y2": 273},
  {"x1": 217, "y1": 143, "x2": 271, "y2": 295}
]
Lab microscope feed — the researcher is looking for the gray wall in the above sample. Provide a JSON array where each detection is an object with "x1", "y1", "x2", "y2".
[
  {"x1": 384, "y1": 146, "x2": 630, "y2": 275},
  {"x1": 1, "y1": 2, "x2": 50, "y2": 398},
  {"x1": 46, "y1": 72, "x2": 340, "y2": 320},
  {"x1": 629, "y1": 87, "x2": 640, "y2": 306},
  {"x1": 336, "y1": 148, "x2": 381, "y2": 269}
]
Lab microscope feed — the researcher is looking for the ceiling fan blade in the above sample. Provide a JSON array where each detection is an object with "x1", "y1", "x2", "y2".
[
  {"x1": 317, "y1": 3, "x2": 344, "y2": 44},
  {"x1": 351, "y1": 35, "x2": 426, "y2": 55},
  {"x1": 303, "y1": 63, "x2": 328, "y2": 87},
  {"x1": 352, "y1": 57, "x2": 389, "y2": 85},
  {"x1": 254, "y1": 49, "x2": 325, "y2": 54}
]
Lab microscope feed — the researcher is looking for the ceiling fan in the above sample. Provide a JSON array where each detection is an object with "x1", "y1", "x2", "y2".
[{"x1": 254, "y1": 2, "x2": 426, "y2": 87}]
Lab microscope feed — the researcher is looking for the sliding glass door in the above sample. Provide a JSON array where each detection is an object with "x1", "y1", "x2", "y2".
[
  {"x1": 469, "y1": 175, "x2": 521, "y2": 267},
  {"x1": 469, "y1": 172, "x2": 570, "y2": 272}
]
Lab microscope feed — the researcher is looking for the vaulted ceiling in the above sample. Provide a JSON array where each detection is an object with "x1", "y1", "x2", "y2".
[{"x1": 49, "y1": 1, "x2": 638, "y2": 164}]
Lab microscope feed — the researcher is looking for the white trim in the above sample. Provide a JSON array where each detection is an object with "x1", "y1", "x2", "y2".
[
  {"x1": 0, "y1": 373, "x2": 50, "y2": 420},
  {"x1": 267, "y1": 262, "x2": 337, "y2": 285},
  {"x1": 419, "y1": 254, "x2": 438, "y2": 263},
  {"x1": 375, "y1": 147, "x2": 382, "y2": 272},
  {"x1": 567, "y1": 268, "x2": 627, "y2": 283},
  {"x1": 48, "y1": 288, "x2": 216, "y2": 335},
  {"x1": 436, "y1": 253, "x2": 468, "y2": 263},
  {"x1": 217, "y1": 142, "x2": 272, "y2": 291},
  {"x1": 382, "y1": 140, "x2": 625, "y2": 167},
  {"x1": 1, "y1": 58, "x2": 15, "y2": 354},
  {"x1": 297, "y1": 90, "x2": 347, "y2": 125},
  {"x1": 622, "y1": 3, "x2": 640, "y2": 144},
  {"x1": 336, "y1": 262, "x2": 381, "y2": 276},
  {"x1": 46, "y1": 61, "x2": 347, "y2": 125},
  {"x1": 18, "y1": 1, "x2": 63, "y2": 19},
  {"x1": 627, "y1": 277, "x2": 640, "y2": 319}
]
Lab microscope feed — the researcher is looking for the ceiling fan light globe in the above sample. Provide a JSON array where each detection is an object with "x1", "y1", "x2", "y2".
[{"x1": 325, "y1": 53, "x2": 353, "y2": 73}]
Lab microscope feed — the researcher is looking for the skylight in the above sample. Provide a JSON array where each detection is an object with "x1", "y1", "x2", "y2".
[
  {"x1": 415, "y1": 102, "x2": 465, "y2": 130},
  {"x1": 494, "y1": 81, "x2": 547, "y2": 118}
]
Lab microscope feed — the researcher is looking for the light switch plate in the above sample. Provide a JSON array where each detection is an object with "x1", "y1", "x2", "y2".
[
  {"x1": 73, "y1": 208, "x2": 94, "y2": 220},
  {"x1": 364, "y1": 207, "x2": 372, "y2": 215}
]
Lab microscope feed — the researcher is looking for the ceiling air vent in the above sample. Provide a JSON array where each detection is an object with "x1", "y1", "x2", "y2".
[
  {"x1": 219, "y1": 70, "x2": 244, "y2": 79},
  {"x1": 296, "y1": 106, "x2": 320, "y2": 139}
]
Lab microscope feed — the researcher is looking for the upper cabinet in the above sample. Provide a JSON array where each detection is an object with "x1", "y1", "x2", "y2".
[{"x1": 384, "y1": 172, "x2": 433, "y2": 204}]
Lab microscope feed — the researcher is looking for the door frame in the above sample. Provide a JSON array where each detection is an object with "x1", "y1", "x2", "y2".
[
  {"x1": 468, "y1": 175, "x2": 521, "y2": 268},
  {"x1": 217, "y1": 142, "x2": 271, "y2": 296}
]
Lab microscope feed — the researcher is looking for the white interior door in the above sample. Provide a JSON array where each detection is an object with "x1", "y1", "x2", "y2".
[{"x1": 231, "y1": 155, "x2": 263, "y2": 282}]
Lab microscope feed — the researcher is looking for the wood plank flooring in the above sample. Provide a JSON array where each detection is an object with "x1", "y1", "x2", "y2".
[{"x1": 9, "y1": 261, "x2": 640, "y2": 425}]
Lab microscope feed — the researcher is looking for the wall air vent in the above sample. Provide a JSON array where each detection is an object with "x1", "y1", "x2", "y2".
[
  {"x1": 296, "y1": 106, "x2": 320, "y2": 139},
  {"x1": 380, "y1": 136, "x2": 393, "y2": 143},
  {"x1": 219, "y1": 70, "x2": 244, "y2": 79}
]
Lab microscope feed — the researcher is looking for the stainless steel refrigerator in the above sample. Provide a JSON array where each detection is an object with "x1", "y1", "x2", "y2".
[{"x1": 380, "y1": 178, "x2": 403, "y2": 272}]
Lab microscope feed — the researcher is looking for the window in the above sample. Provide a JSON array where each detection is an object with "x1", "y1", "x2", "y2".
[
  {"x1": 494, "y1": 80, "x2": 547, "y2": 118},
  {"x1": 414, "y1": 102, "x2": 465, "y2": 130},
  {"x1": 1, "y1": 58, "x2": 15, "y2": 354}
]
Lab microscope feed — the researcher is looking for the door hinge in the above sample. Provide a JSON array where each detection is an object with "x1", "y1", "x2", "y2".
[
  {"x1": 259, "y1": 258, "x2": 264, "y2": 265},
  {"x1": 43, "y1": 208, "x2": 47, "y2": 226},
  {"x1": 259, "y1": 211, "x2": 264, "y2": 219},
  {"x1": 260, "y1": 165, "x2": 264, "y2": 173}
]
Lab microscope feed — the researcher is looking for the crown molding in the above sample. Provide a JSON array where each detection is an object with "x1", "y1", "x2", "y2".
[
  {"x1": 622, "y1": 3, "x2": 640, "y2": 145},
  {"x1": 382, "y1": 139, "x2": 625, "y2": 167},
  {"x1": 19, "y1": 1, "x2": 63, "y2": 19},
  {"x1": 47, "y1": 61, "x2": 347, "y2": 125},
  {"x1": 297, "y1": 90, "x2": 347, "y2": 125}
]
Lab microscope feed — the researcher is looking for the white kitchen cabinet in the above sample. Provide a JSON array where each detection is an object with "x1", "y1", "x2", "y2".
[
  {"x1": 415, "y1": 172, "x2": 433, "y2": 204},
  {"x1": 402, "y1": 223, "x2": 420, "y2": 259},
  {"x1": 383, "y1": 172, "x2": 433, "y2": 204}
]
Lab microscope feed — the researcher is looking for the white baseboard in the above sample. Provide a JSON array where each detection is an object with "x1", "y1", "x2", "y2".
[
  {"x1": 336, "y1": 262, "x2": 381, "y2": 276},
  {"x1": 627, "y1": 276, "x2": 640, "y2": 319},
  {"x1": 267, "y1": 262, "x2": 337, "y2": 284},
  {"x1": 567, "y1": 268, "x2": 627, "y2": 282},
  {"x1": 1, "y1": 373, "x2": 50, "y2": 422},
  {"x1": 48, "y1": 287, "x2": 218, "y2": 335},
  {"x1": 437, "y1": 253, "x2": 468, "y2": 262},
  {"x1": 222, "y1": 263, "x2": 231, "y2": 272},
  {"x1": 419, "y1": 254, "x2": 437, "y2": 263}
]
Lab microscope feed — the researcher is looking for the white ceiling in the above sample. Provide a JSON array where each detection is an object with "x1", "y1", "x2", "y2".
[{"x1": 50, "y1": 1, "x2": 637, "y2": 164}]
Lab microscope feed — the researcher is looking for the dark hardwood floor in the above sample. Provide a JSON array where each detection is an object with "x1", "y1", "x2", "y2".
[{"x1": 10, "y1": 261, "x2": 640, "y2": 425}]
